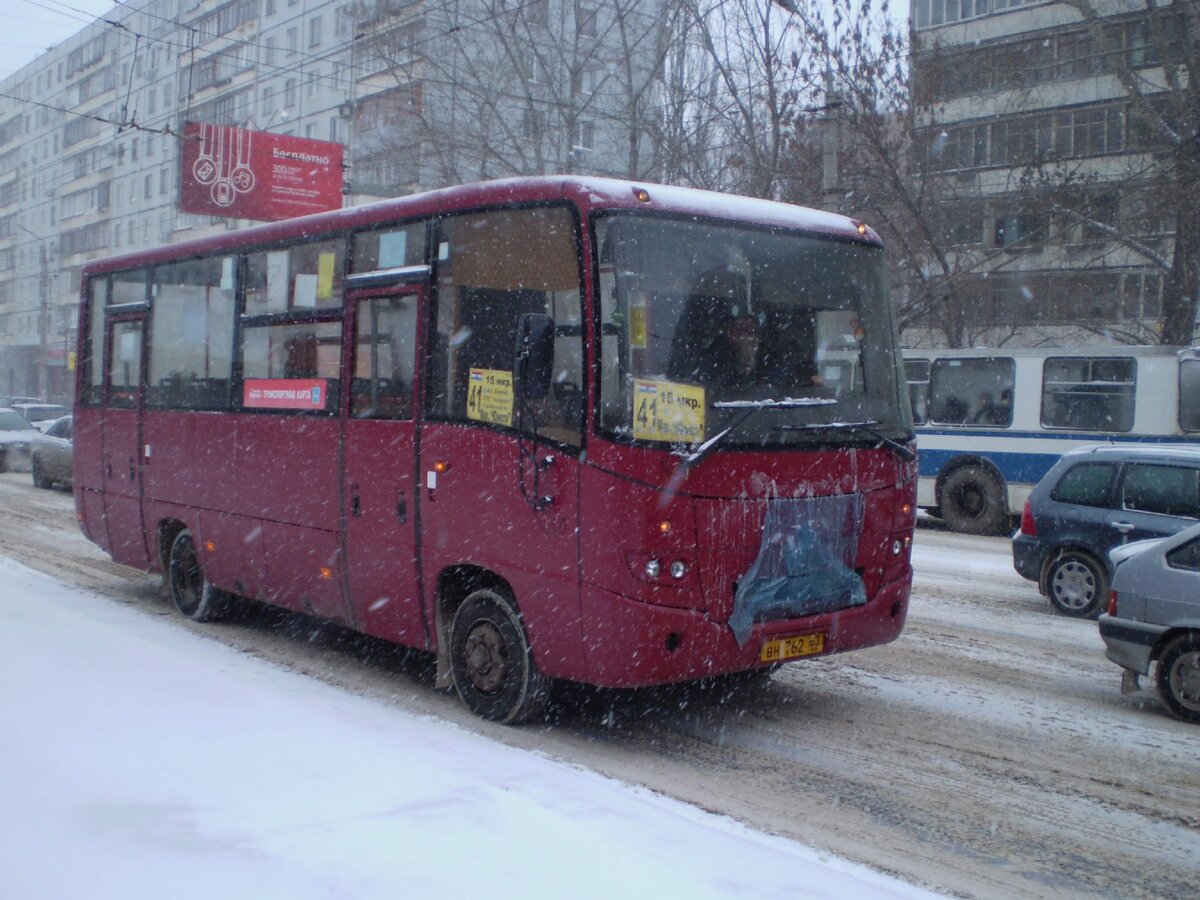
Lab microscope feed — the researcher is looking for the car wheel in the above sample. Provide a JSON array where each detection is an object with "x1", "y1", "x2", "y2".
[
  {"x1": 939, "y1": 466, "x2": 1008, "y2": 535},
  {"x1": 1046, "y1": 551, "x2": 1107, "y2": 618},
  {"x1": 1156, "y1": 633, "x2": 1200, "y2": 724},
  {"x1": 31, "y1": 458, "x2": 50, "y2": 489},
  {"x1": 167, "y1": 529, "x2": 232, "y2": 623},
  {"x1": 449, "y1": 588, "x2": 550, "y2": 724}
]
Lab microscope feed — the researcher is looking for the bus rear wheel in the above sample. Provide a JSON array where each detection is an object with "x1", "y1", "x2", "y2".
[
  {"x1": 449, "y1": 588, "x2": 550, "y2": 724},
  {"x1": 940, "y1": 466, "x2": 1007, "y2": 535},
  {"x1": 168, "y1": 529, "x2": 232, "y2": 623}
]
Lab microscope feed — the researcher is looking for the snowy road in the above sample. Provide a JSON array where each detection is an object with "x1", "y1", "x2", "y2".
[{"x1": 2, "y1": 472, "x2": 1197, "y2": 898}]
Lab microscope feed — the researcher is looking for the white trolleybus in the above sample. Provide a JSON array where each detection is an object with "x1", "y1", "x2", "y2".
[{"x1": 903, "y1": 346, "x2": 1200, "y2": 533}]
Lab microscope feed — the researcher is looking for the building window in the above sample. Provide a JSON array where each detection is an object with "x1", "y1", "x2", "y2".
[
  {"x1": 308, "y1": 16, "x2": 322, "y2": 48},
  {"x1": 576, "y1": 4, "x2": 597, "y2": 38},
  {"x1": 287, "y1": 26, "x2": 298, "y2": 55}
]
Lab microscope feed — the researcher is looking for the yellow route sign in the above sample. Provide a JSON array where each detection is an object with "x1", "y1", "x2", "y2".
[
  {"x1": 466, "y1": 368, "x2": 514, "y2": 427},
  {"x1": 632, "y1": 379, "x2": 706, "y2": 443}
]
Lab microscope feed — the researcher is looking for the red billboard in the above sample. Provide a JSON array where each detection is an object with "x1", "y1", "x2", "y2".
[{"x1": 179, "y1": 122, "x2": 344, "y2": 221}]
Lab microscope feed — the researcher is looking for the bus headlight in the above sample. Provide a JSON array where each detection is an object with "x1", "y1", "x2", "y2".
[
  {"x1": 670, "y1": 560, "x2": 687, "y2": 580},
  {"x1": 645, "y1": 559, "x2": 661, "y2": 578}
]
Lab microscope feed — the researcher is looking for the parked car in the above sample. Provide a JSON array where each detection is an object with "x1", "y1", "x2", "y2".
[
  {"x1": 12, "y1": 402, "x2": 68, "y2": 433},
  {"x1": 0, "y1": 395, "x2": 41, "y2": 407},
  {"x1": 1100, "y1": 521, "x2": 1200, "y2": 724},
  {"x1": 1012, "y1": 444, "x2": 1200, "y2": 617},
  {"x1": 30, "y1": 415, "x2": 73, "y2": 489},
  {"x1": 0, "y1": 407, "x2": 41, "y2": 473}
]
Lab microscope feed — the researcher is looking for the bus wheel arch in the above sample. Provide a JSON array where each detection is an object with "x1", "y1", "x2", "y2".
[
  {"x1": 436, "y1": 567, "x2": 550, "y2": 724},
  {"x1": 936, "y1": 459, "x2": 1009, "y2": 535},
  {"x1": 166, "y1": 527, "x2": 232, "y2": 623}
]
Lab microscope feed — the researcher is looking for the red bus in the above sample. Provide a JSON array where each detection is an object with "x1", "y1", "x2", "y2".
[{"x1": 74, "y1": 176, "x2": 917, "y2": 723}]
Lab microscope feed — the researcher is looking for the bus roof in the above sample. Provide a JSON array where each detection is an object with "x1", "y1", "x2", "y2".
[{"x1": 82, "y1": 176, "x2": 880, "y2": 278}]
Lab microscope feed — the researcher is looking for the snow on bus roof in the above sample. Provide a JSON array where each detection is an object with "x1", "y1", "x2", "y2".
[{"x1": 84, "y1": 176, "x2": 877, "y2": 276}]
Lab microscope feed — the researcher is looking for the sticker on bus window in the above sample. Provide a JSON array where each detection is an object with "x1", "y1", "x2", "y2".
[
  {"x1": 629, "y1": 305, "x2": 647, "y2": 349},
  {"x1": 243, "y1": 378, "x2": 328, "y2": 410},
  {"x1": 632, "y1": 379, "x2": 705, "y2": 443},
  {"x1": 466, "y1": 368, "x2": 514, "y2": 427}
]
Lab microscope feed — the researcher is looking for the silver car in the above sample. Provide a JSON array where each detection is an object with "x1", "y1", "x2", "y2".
[
  {"x1": 31, "y1": 415, "x2": 73, "y2": 489},
  {"x1": 13, "y1": 402, "x2": 68, "y2": 433},
  {"x1": 1100, "y1": 521, "x2": 1200, "y2": 724},
  {"x1": 0, "y1": 408, "x2": 41, "y2": 473}
]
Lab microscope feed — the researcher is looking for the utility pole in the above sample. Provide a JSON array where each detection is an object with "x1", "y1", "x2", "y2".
[{"x1": 821, "y1": 65, "x2": 843, "y2": 214}]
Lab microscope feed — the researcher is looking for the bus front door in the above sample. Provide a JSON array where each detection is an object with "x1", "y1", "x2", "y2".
[
  {"x1": 342, "y1": 286, "x2": 426, "y2": 648},
  {"x1": 101, "y1": 314, "x2": 151, "y2": 569}
]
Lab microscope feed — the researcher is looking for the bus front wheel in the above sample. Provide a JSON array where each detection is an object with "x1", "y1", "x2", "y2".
[
  {"x1": 449, "y1": 588, "x2": 550, "y2": 724},
  {"x1": 168, "y1": 529, "x2": 232, "y2": 623},
  {"x1": 940, "y1": 466, "x2": 1007, "y2": 535}
]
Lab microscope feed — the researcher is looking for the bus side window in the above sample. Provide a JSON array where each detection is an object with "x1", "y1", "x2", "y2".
[
  {"x1": 904, "y1": 359, "x2": 930, "y2": 424},
  {"x1": 429, "y1": 207, "x2": 583, "y2": 447},
  {"x1": 147, "y1": 257, "x2": 236, "y2": 411},
  {"x1": 929, "y1": 357, "x2": 1014, "y2": 426},
  {"x1": 352, "y1": 296, "x2": 415, "y2": 420},
  {"x1": 1042, "y1": 357, "x2": 1135, "y2": 432}
]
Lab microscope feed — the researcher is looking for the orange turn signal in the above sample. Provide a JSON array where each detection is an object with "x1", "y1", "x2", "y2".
[{"x1": 433, "y1": 460, "x2": 450, "y2": 474}]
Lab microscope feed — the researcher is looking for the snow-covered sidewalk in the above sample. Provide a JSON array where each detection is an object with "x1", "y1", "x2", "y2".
[{"x1": 0, "y1": 556, "x2": 936, "y2": 899}]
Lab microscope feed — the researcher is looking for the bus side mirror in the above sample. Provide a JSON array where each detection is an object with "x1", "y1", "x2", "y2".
[{"x1": 515, "y1": 313, "x2": 554, "y2": 401}]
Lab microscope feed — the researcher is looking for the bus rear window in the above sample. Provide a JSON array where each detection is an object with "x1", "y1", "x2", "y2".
[{"x1": 1042, "y1": 357, "x2": 1134, "y2": 432}]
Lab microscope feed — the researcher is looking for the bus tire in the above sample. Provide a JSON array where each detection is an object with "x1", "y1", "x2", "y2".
[
  {"x1": 449, "y1": 588, "x2": 550, "y2": 724},
  {"x1": 1045, "y1": 550, "x2": 1107, "y2": 618},
  {"x1": 940, "y1": 466, "x2": 1007, "y2": 535},
  {"x1": 167, "y1": 529, "x2": 232, "y2": 623},
  {"x1": 1156, "y1": 633, "x2": 1200, "y2": 724}
]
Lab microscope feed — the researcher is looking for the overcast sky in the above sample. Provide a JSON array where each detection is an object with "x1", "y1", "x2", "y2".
[{"x1": 3, "y1": 0, "x2": 118, "y2": 83}]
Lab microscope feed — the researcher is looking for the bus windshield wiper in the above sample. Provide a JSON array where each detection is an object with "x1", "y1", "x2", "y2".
[
  {"x1": 679, "y1": 398, "x2": 838, "y2": 470},
  {"x1": 773, "y1": 420, "x2": 916, "y2": 462}
]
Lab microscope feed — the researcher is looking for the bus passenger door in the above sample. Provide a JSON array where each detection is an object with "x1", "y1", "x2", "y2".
[
  {"x1": 342, "y1": 285, "x2": 426, "y2": 648},
  {"x1": 101, "y1": 314, "x2": 151, "y2": 568}
]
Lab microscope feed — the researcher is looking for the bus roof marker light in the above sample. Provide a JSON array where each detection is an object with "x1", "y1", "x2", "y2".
[{"x1": 633, "y1": 187, "x2": 651, "y2": 203}]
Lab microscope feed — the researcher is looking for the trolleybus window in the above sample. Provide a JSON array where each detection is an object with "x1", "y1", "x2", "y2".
[
  {"x1": 1041, "y1": 356, "x2": 1135, "y2": 431},
  {"x1": 1181, "y1": 357, "x2": 1200, "y2": 432},
  {"x1": 905, "y1": 358, "x2": 930, "y2": 424},
  {"x1": 595, "y1": 215, "x2": 907, "y2": 447},
  {"x1": 148, "y1": 257, "x2": 236, "y2": 411},
  {"x1": 428, "y1": 206, "x2": 583, "y2": 447},
  {"x1": 929, "y1": 357, "x2": 1014, "y2": 425}
]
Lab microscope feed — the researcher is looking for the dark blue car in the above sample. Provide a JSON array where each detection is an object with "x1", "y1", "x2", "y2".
[{"x1": 1013, "y1": 444, "x2": 1200, "y2": 617}]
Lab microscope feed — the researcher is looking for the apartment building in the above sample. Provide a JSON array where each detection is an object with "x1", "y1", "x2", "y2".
[
  {"x1": 907, "y1": 0, "x2": 1196, "y2": 348},
  {"x1": 0, "y1": 0, "x2": 664, "y2": 402}
]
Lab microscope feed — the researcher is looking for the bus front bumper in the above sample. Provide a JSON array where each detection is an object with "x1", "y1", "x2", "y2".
[{"x1": 575, "y1": 573, "x2": 912, "y2": 689}]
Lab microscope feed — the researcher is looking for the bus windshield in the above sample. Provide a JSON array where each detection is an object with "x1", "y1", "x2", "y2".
[{"x1": 596, "y1": 214, "x2": 910, "y2": 448}]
